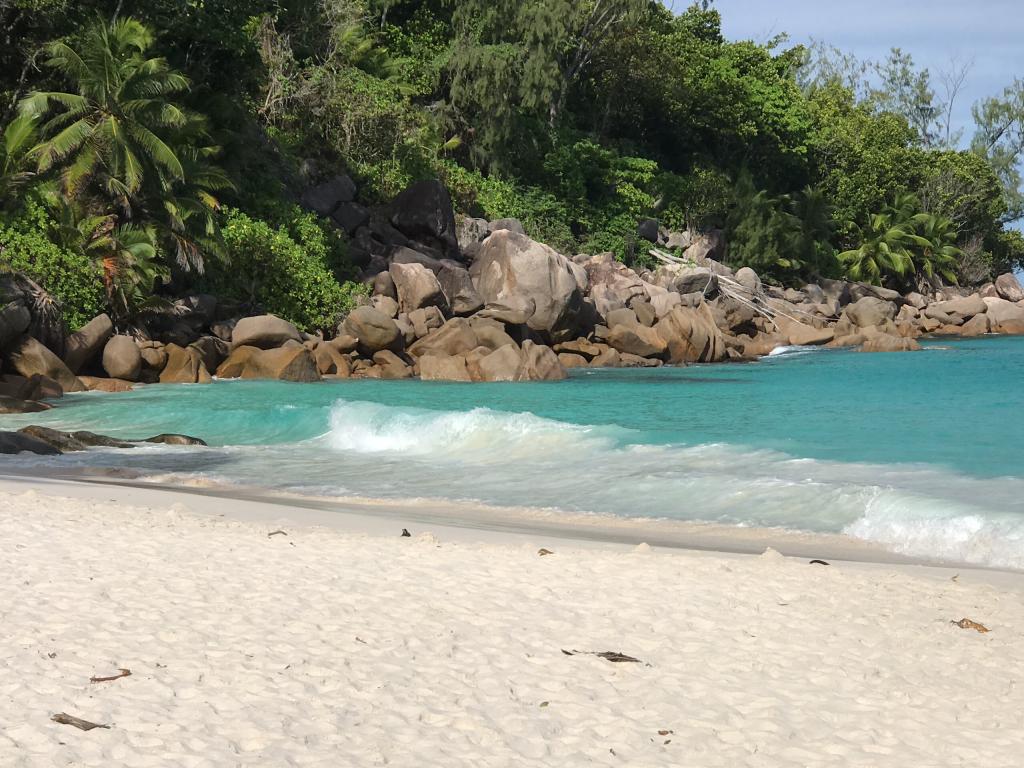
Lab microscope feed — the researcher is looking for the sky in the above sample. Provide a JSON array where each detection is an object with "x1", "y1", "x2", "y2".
[{"x1": 664, "y1": 0, "x2": 1024, "y2": 145}]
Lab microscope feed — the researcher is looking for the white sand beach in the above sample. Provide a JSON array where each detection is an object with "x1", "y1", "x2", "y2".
[{"x1": 2, "y1": 475, "x2": 1024, "y2": 767}]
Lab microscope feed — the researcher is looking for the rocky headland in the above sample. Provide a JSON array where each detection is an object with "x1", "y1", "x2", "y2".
[{"x1": 2, "y1": 177, "x2": 1024, "y2": 413}]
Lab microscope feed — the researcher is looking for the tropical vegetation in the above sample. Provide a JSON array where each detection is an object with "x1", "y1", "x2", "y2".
[{"x1": 0, "y1": 1, "x2": 1022, "y2": 331}]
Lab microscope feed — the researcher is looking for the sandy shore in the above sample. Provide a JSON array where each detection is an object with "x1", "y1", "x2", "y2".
[{"x1": 2, "y1": 476, "x2": 1024, "y2": 767}]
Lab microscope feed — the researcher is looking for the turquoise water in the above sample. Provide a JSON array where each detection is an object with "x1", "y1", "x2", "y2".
[{"x1": 3, "y1": 336, "x2": 1024, "y2": 567}]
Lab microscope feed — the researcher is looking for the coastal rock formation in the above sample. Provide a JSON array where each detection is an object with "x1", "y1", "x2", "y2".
[
  {"x1": 160, "y1": 344, "x2": 212, "y2": 384},
  {"x1": 995, "y1": 273, "x2": 1024, "y2": 303},
  {"x1": 5, "y1": 336, "x2": 85, "y2": 393},
  {"x1": 861, "y1": 335, "x2": 922, "y2": 353},
  {"x1": 63, "y1": 313, "x2": 113, "y2": 373},
  {"x1": 231, "y1": 315, "x2": 302, "y2": 350},
  {"x1": 390, "y1": 262, "x2": 448, "y2": 315},
  {"x1": 341, "y1": 306, "x2": 402, "y2": 354},
  {"x1": 0, "y1": 395, "x2": 51, "y2": 414},
  {"x1": 239, "y1": 347, "x2": 320, "y2": 383},
  {"x1": 471, "y1": 230, "x2": 585, "y2": 342},
  {"x1": 388, "y1": 179, "x2": 460, "y2": 259},
  {"x1": 655, "y1": 305, "x2": 726, "y2": 364},
  {"x1": 0, "y1": 431, "x2": 62, "y2": 455},
  {"x1": 102, "y1": 335, "x2": 143, "y2": 382}
]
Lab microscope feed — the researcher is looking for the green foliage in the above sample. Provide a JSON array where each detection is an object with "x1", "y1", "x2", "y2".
[
  {"x1": 726, "y1": 175, "x2": 838, "y2": 285},
  {"x1": 0, "y1": 195, "x2": 105, "y2": 329},
  {"x1": 207, "y1": 208, "x2": 366, "y2": 332},
  {"x1": 971, "y1": 78, "x2": 1024, "y2": 222},
  {"x1": 839, "y1": 193, "x2": 960, "y2": 287},
  {"x1": 19, "y1": 15, "x2": 231, "y2": 272}
]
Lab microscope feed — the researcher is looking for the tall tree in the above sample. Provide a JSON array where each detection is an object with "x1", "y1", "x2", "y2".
[{"x1": 971, "y1": 79, "x2": 1024, "y2": 222}]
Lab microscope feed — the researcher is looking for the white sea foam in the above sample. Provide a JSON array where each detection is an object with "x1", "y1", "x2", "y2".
[{"x1": 315, "y1": 399, "x2": 1024, "y2": 568}]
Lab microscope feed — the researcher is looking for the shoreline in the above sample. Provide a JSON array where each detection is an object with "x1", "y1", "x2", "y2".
[{"x1": 5, "y1": 471, "x2": 1024, "y2": 588}]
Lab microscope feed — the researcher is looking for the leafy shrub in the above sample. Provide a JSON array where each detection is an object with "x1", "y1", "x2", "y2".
[
  {"x1": 0, "y1": 198, "x2": 105, "y2": 329},
  {"x1": 206, "y1": 208, "x2": 367, "y2": 332}
]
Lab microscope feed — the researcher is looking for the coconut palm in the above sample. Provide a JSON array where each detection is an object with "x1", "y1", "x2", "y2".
[
  {"x1": 19, "y1": 16, "x2": 190, "y2": 210},
  {"x1": 0, "y1": 114, "x2": 38, "y2": 208},
  {"x1": 839, "y1": 194, "x2": 931, "y2": 286},
  {"x1": 19, "y1": 16, "x2": 231, "y2": 272},
  {"x1": 913, "y1": 212, "x2": 961, "y2": 286}
]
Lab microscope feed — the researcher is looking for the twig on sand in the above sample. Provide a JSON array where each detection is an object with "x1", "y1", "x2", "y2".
[
  {"x1": 267, "y1": 530, "x2": 288, "y2": 538},
  {"x1": 538, "y1": 548, "x2": 554, "y2": 556},
  {"x1": 90, "y1": 668, "x2": 132, "y2": 683},
  {"x1": 562, "y1": 649, "x2": 643, "y2": 663},
  {"x1": 51, "y1": 713, "x2": 110, "y2": 731},
  {"x1": 809, "y1": 559, "x2": 831, "y2": 566},
  {"x1": 952, "y1": 618, "x2": 990, "y2": 633}
]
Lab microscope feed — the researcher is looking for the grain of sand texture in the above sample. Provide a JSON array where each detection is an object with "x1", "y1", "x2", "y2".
[{"x1": 2, "y1": 480, "x2": 1024, "y2": 767}]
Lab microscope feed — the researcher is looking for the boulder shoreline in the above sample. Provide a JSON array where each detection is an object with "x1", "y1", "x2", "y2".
[{"x1": 3, "y1": 178, "x2": 1024, "y2": 405}]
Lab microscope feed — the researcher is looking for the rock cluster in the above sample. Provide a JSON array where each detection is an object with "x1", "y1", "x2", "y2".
[{"x1": 2, "y1": 178, "x2": 1024, "y2": 401}]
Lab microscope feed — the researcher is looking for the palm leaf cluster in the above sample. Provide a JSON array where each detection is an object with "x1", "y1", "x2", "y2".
[
  {"x1": 18, "y1": 16, "x2": 232, "y2": 274},
  {"x1": 839, "y1": 193, "x2": 960, "y2": 287}
]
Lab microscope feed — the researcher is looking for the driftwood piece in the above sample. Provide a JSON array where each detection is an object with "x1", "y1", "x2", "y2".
[
  {"x1": 90, "y1": 668, "x2": 131, "y2": 683},
  {"x1": 51, "y1": 712, "x2": 111, "y2": 731},
  {"x1": 562, "y1": 649, "x2": 643, "y2": 663}
]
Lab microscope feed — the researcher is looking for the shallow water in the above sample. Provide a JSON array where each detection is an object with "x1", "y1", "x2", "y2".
[{"x1": 4, "y1": 336, "x2": 1024, "y2": 567}]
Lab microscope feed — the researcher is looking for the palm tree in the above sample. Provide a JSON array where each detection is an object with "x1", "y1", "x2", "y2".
[
  {"x1": 839, "y1": 194, "x2": 931, "y2": 286},
  {"x1": 20, "y1": 16, "x2": 190, "y2": 210},
  {"x1": 0, "y1": 114, "x2": 38, "y2": 208},
  {"x1": 19, "y1": 15, "x2": 231, "y2": 272},
  {"x1": 914, "y1": 212, "x2": 961, "y2": 286}
]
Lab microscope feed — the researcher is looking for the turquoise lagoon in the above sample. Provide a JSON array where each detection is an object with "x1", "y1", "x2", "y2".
[{"x1": 4, "y1": 336, "x2": 1024, "y2": 567}]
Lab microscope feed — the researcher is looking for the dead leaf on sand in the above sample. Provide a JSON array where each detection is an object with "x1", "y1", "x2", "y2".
[
  {"x1": 562, "y1": 649, "x2": 643, "y2": 663},
  {"x1": 51, "y1": 713, "x2": 110, "y2": 731},
  {"x1": 538, "y1": 548, "x2": 554, "y2": 556},
  {"x1": 952, "y1": 618, "x2": 990, "y2": 633}
]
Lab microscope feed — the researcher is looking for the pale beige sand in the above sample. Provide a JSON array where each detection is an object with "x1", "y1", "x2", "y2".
[{"x1": 2, "y1": 476, "x2": 1024, "y2": 767}]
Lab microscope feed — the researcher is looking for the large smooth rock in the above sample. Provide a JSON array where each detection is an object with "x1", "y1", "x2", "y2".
[
  {"x1": 5, "y1": 336, "x2": 84, "y2": 392},
  {"x1": 63, "y1": 313, "x2": 113, "y2": 373},
  {"x1": 77, "y1": 376, "x2": 134, "y2": 393},
  {"x1": 607, "y1": 324, "x2": 668, "y2": 359},
  {"x1": 517, "y1": 341, "x2": 567, "y2": 381},
  {"x1": 372, "y1": 350, "x2": 413, "y2": 380},
  {"x1": 734, "y1": 267, "x2": 762, "y2": 295},
  {"x1": 776, "y1": 318, "x2": 835, "y2": 346},
  {"x1": 144, "y1": 434, "x2": 208, "y2": 446},
  {"x1": 471, "y1": 230, "x2": 584, "y2": 342},
  {"x1": 408, "y1": 318, "x2": 479, "y2": 358},
  {"x1": 160, "y1": 344, "x2": 212, "y2": 384},
  {"x1": 0, "y1": 395, "x2": 51, "y2": 414},
  {"x1": 845, "y1": 296, "x2": 898, "y2": 328},
  {"x1": 983, "y1": 297, "x2": 1024, "y2": 333},
  {"x1": 585, "y1": 256, "x2": 644, "y2": 317},
  {"x1": 995, "y1": 273, "x2": 1024, "y2": 303},
  {"x1": 468, "y1": 317, "x2": 516, "y2": 351},
  {"x1": 673, "y1": 268, "x2": 719, "y2": 297},
  {"x1": 216, "y1": 346, "x2": 261, "y2": 378},
  {"x1": 102, "y1": 335, "x2": 142, "y2": 381},
  {"x1": 190, "y1": 336, "x2": 230, "y2": 374},
  {"x1": 18, "y1": 426, "x2": 134, "y2": 452},
  {"x1": 929, "y1": 294, "x2": 987, "y2": 321},
  {"x1": 0, "y1": 301, "x2": 31, "y2": 350},
  {"x1": 390, "y1": 262, "x2": 448, "y2": 315},
  {"x1": 437, "y1": 261, "x2": 483, "y2": 316},
  {"x1": 340, "y1": 306, "x2": 402, "y2": 354},
  {"x1": 419, "y1": 354, "x2": 472, "y2": 382},
  {"x1": 0, "y1": 431, "x2": 61, "y2": 455},
  {"x1": 239, "y1": 347, "x2": 320, "y2": 382},
  {"x1": 861, "y1": 335, "x2": 922, "y2": 353},
  {"x1": 477, "y1": 344, "x2": 523, "y2": 382},
  {"x1": 654, "y1": 305, "x2": 726, "y2": 364},
  {"x1": 682, "y1": 230, "x2": 726, "y2": 262},
  {"x1": 389, "y1": 179, "x2": 459, "y2": 257},
  {"x1": 231, "y1": 315, "x2": 302, "y2": 350}
]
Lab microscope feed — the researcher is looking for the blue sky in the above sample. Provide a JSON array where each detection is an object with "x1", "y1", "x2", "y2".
[{"x1": 664, "y1": 0, "x2": 1024, "y2": 143}]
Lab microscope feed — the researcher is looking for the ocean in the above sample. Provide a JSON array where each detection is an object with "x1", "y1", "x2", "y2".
[{"x1": 4, "y1": 335, "x2": 1024, "y2": 568}]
